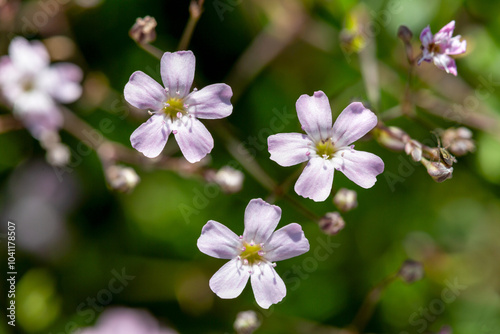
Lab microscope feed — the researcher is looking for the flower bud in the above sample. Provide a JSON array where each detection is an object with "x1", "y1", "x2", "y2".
[
  {"x1": 333, "y1": 188, "x2": 358, "y2": 212},
  {"x1": 205, "y1": 166, "x2": 244, "y2": 194},
  {"x1": 421, "y1": 157, "x2": 453, "y2": 182},
  {"x1": 375, "y1": 125, "x2": 410, "y2": 151},
  {"x1": 46, "y1": 143, "x2": 71, "y2": 167},
  {"x1": 397, "y1": 25, "x2": 413, "y2": 43},
  {"x1": 438, "y1": 325, "x2": 452, "y2": 334},
  {"x1": 106, "y1": 165, "x2": 140, "y2": 193},
  {"x1": 441, "y1": 127, "x2": 475, "y2": 156},
  {"x1": 405, "y1": 139, "x2": 422, "y2": 162},
  {"x1": 234, "y1": 310, "x2": 261, "y2": 334},
  {"x1": 398, "y1": 259, "x2": 424, "y2": 283},
  {"x1": 129, "y1": 16, "x2": 157, "y2": 44},
  {"x1": 318, "y1": 212, "x2": 345, "y2": 235}
]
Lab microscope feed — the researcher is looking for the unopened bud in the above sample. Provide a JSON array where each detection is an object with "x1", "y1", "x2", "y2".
[
  {"x1": 205, "y1": 166, "x2": 244, "y2": 194},
  {"x1": 234, "y1": 310, "x2": 261, "y2": 334},
  {"x1": 319, "y1": 212, "x2": 345, "y2": 235},
  {"x1": 441, "y1": 127, "x2": 475, "y2": 156},
  {"x1": 397, "y1": 25, "x2": 413, "y2": 43},
  {"x1": 46, "y1": 143, "x2": 71, "y2": 166},
  {"x1": 129, "y1": 16, "x2": 157, "y2": 44},
  {"x1": 106, "y1": 165, "x2": 140, "y2": 193},
  {"x1": 375, "y1": 125, "x2": 410, "y2": 151},
  {"x1": 421, "y1": 157, "x2": 453, "y2": 182},
  {"x1": 438, "y1": 325, "x2": 452, "y2": 334},
  {"x1": 333, "y1": 188, "x2": 358, "y2": 212},
  {"x1": 398, "y1": 259, "x2": 424, "y2": 283},
  {"x1": 405, "y1": 139, "x2": 422, "y2": 162}
]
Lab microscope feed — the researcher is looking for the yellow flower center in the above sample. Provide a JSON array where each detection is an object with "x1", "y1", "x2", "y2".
[
  {"x1": 239, "y1": 241, "x2": 264, "y2": 266},
  {"x1": 162, "y1": 97, "x2": 187, "y2": 119},
  {"x1": 315, "y1": 139, "x2": 337, "y2": 159}
]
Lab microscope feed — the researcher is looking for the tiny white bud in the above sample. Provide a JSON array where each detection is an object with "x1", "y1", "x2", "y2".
[
  {"x1": 333, "y1": 188, "x2": 358, "y2": 212},
  {"x1": 234, "y1": 310, "x2": 261, "y2": 334},
  {"x1": 105, "y1": 165, "x2": 141, "y2": 193}
]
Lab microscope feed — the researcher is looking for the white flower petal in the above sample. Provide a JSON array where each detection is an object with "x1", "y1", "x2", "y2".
[
  {"x1": 161, "y1": 51, "x2": 195, "y2": 98},
  {"x1": 173, "y1": 117, "x2": 214, "y2": 163},
  {"x1": 250, "y1": 264, "x2": 286, "y2": 309},
  {"x1": 243, "y1": 199, "x2": 281, "y2": 244},
  {"x1": 209, "y1": 258, "x2": 250, "y2": 299},
  {"x1": 197, "y1": 220, "x2": 241, "y2": 259},
  {"x1": 294, "y1": 157, "x2": 334, "y2": 202},
  {"x1": 332, "y1": 149, "x2": 384, "y2": 189},
  {"x1": 185, "y1": 83, "x2": 233, "y2": 119},
  {"x1": 9, "y1": 37, "x2": 49, "y2": 74},
  {"x1": 265, "y1": 223, "x2": 310, "y2": 262},
  {"x1": 295, "y1": 91, "x2": 332, "y2": 141},
  {"x1": 124, "y1": 71, "x2": 167, "y2": 111},
  {"x1": 331, "y1": 102, "x2": 378, "y2": 147},
  {"x1": 268, "y1": 133, "x2": 311, "y2": 167},
  {"x1": 130, "y1": 114, "x2": 170, "y2": 158}
]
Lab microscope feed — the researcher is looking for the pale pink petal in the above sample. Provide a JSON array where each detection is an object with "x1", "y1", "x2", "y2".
[
  {"x1": 296, "y1": 91, "x2": 332, "y2": 141},
  {"x1": 173, "y1": 117, "x2": 214, "y2": 163},
  {"x1": 331, "y1": 149, "x2": 384, "y2": 189},
  {"x1": 197, "y1": 220, "x2": 241, "y2": 259},
  {"x1": 250, "y1": 264, "x2": 286, "y2": 309},
  {"x1": 209, "y1": 258, "x2": 250, "y2": 299},
  {"x1": 433, "y1": 54, "x2": 457, "y2": 76},
  {"x1": 294, "y1": 157, "x2": 334, "y2": 202},
  {"x1": 161, "y1": 51, "x2": 195, "y2": 98},
  {"x1": 331, "y1": 102, "x2": 377, "y2": 147},
  {"x1": 124, "y1": 71, "x2": 167, "y2": 110},
  {"x1": 434, "y1": 20, "x2": 455, "y2": 43},
  {"x1": 14, "y1": 92, "x2": 62, "y2": 138},
  {"x1": 243, "y1": 198, "x2": 281, "y2": 244},
  {"x1": 265, "y1": 223, "x2": 310, "y2": 262},
  {"x1": 420, "y1": 26, "x2": 433, "y2": 47},
  {"x1": 446, "y1": 36, "x2": 466, "y2": 55},
  {"x1": 130, "y1": 114, "x2": 170, "y2": 158},
  {"x1": 38, "y1": 63, "x2": 83, "y2": 103},
  {"x1": 185, "y1": 83, "x2": 233, "y2": 119},
  {"x1": 268, "y1": 133, "x2": 311, "y2": 167},
  {"x1": 9, "y1": 37, "x2": 49, "y2": 73}
]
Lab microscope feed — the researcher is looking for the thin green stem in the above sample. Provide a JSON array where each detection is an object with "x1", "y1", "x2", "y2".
[{"x1": 177, "y1": 0, "x2": 204, "y2": 51}]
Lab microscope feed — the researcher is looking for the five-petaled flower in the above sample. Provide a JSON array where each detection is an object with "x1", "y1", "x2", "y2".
[
  {"x1": 197, "y1": 198, "x2": 310, "y2": 309},
  {"x1": 0, "y1": 37, "x2": 82, "y2": 138},
  {"x1": 268, "y1": 91, "x2": 384, "y2": 202},
  {"x1": 418, "y1": 20, "x2": 467, "y2": 76},
  {"x1": 124, "y1": 50, "x2": 233, "y2": 163}
]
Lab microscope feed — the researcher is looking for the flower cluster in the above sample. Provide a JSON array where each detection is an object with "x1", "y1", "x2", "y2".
[
  {"x1": 124, "y1": 50, "x2": 233, "y2": 163},
  {"x1": 268, "y1": 91, "x2": 384, "y2": 202},
  {"x1": 197, "y1": 198, "x2": 310, "y2": 309},
  {"x1": 418, "y1": 20, "x2": 467, "y2": 76},
  {"x1": 0, "y1": 37, "x2": 82, "y2": 138}
]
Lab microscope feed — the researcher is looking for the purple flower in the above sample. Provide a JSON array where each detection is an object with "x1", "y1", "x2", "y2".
[
  {"x1": 197, "y1": 198, "x2": 310, "y2": 309},
  {"x1": 124, "y1": 51, "x2": 233, "y2": 163},
  {"x1": 76, "y1": 307, "x2": 178, "y2": 334},
  {"x1": 0, "y1": 37, "x2": 82, "y2": 138},
  {"x1": 418, "y1": 20, "x2": 467, "y2": 76},
  {"x1": 268, "y1": 91, "x2": 384, "y2": 202}
]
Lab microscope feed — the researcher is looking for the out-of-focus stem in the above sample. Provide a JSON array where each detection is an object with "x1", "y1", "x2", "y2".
[
  {"x1": 138, "y1": 43, "x2": 163, "y2": 60},
  {"x1": 178, "y1": 0, "x2": 204, "y2": 51},
  {"x1": 225, "y1": 0, "x2": 306, "y2": 103},
  {"x1": 359, "y1": 33, "x2": 380, "y2": 111},
  {"x1": 350, "y1": 273, "x2": 399, "y2": 333}
]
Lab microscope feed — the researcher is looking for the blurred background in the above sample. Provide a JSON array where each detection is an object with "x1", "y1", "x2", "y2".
[{"x1": 1, "y1": 0, "x2": 500, "y2": 333}]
